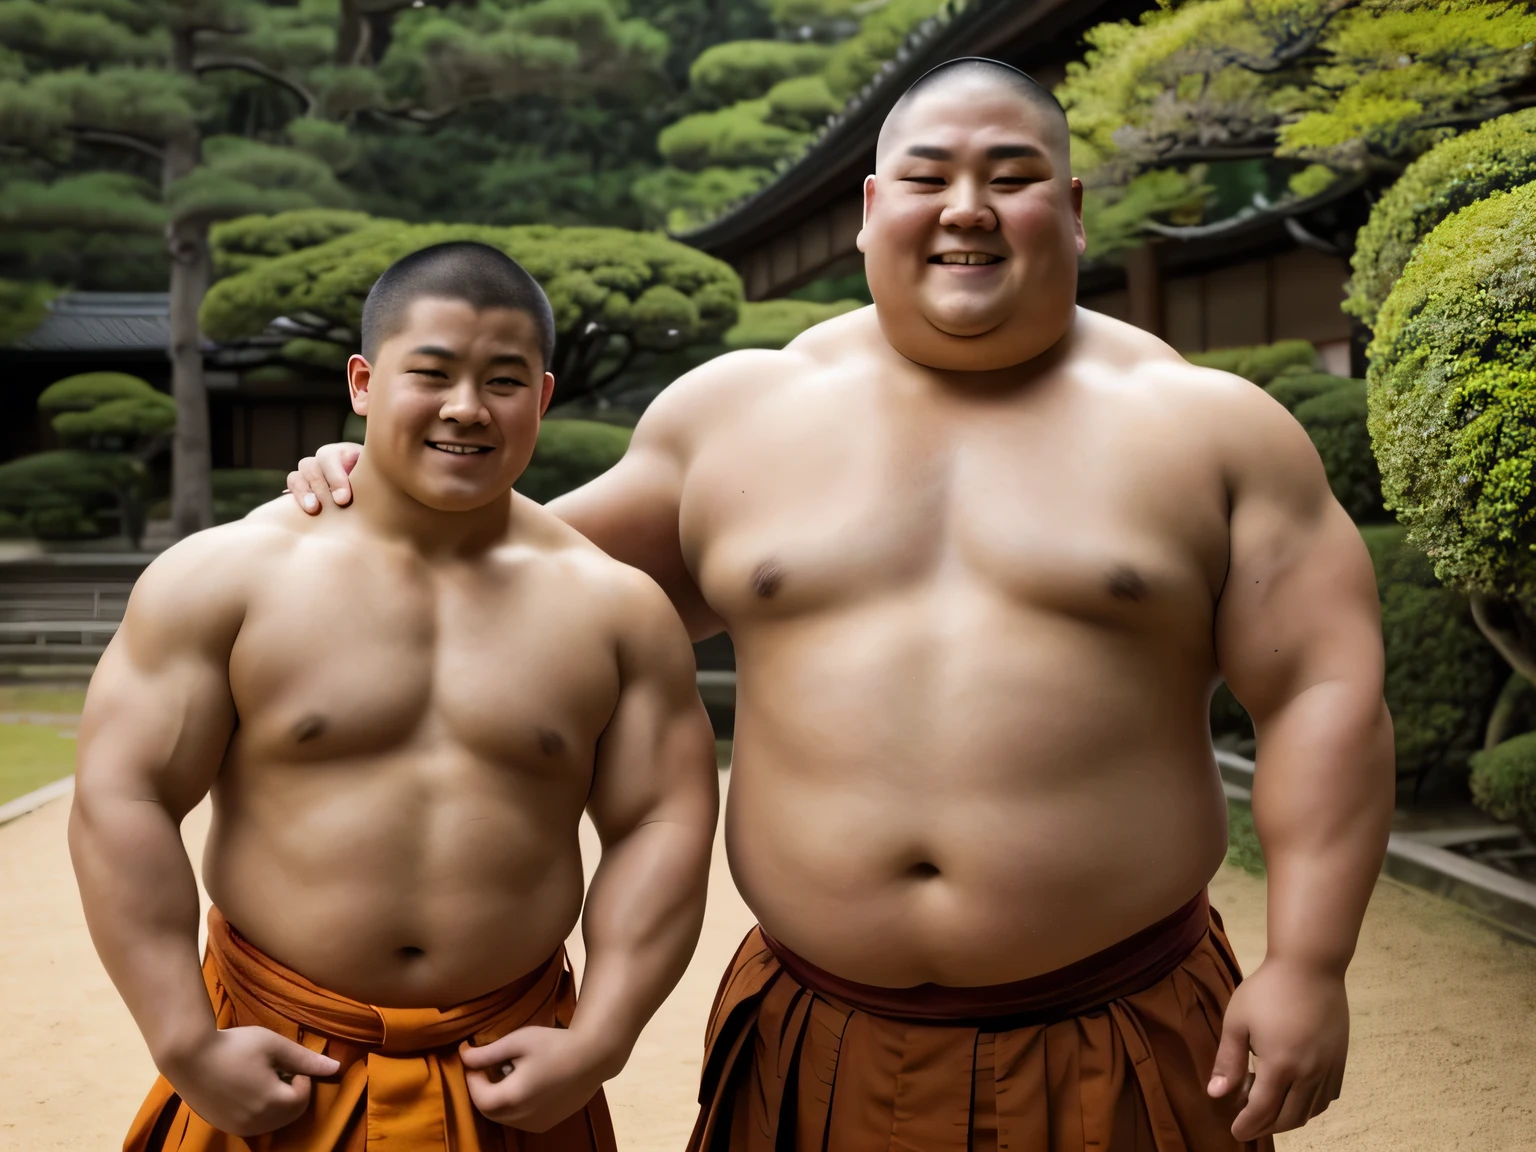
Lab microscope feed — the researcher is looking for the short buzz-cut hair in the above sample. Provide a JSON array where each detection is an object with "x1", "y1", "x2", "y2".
[
  {"x1": 359, "y1": 241, "x2": 557, "y2": 371},
  {"x1": 877, "y1": 56, "x2": 1069, "y2": 164}
]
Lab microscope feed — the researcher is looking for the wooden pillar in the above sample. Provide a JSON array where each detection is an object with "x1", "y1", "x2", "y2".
[{"x1": 1125, "y1": 242, "x2": 1163, "y2": 338}]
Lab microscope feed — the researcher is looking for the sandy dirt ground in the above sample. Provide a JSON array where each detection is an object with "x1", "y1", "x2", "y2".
[{"x1": 1, "y1": 776, "x2": 1532, "y2": 1152}]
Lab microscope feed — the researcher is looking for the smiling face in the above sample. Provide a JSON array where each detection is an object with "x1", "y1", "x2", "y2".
[
  {"x1": 858, "y1": 72, "x2": 1085, "y2": 371},
  {"x1": 347, "y1": 297, "x2": 555, "y2": 512}
]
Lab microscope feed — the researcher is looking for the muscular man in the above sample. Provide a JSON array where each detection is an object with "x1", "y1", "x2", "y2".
[
  {"x1": 71, "y1": 243, "x2": 718, "y2": 1152},
  {"x1": 287, "y1": 61, "x2": 1395, "y2": 1150}
]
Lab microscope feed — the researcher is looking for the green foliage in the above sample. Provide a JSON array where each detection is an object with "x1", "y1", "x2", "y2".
[
  {"x1": 1367, "y1": 182, "x2": 1536, "y2": 608},
  {"x1": 631, "y1": 165, "x2": 772, "y2": 230},
  {"x1": 1469, "y1": 730, "x2": 1536, "y2": 839},
  {"x1": 53, "y1": 396, "x2": 176, "y2": 445},
  {"x1": 767, "y1": 0, "x2": 861, "y2": 29},
  {"x1": 658, "y1": 98, "x2": 810, "y2": 171},
  {"x1": 0, "y1": 171, "x2": 164, "y2": 233},
  {"x1": 515, "y1": 419, "x2": 633, "y2": 504},
  {"x1": 0, "y1": 276, "x2": 57, "y2": 344},
  {"x1": 0, "y1": 0, "x2": 168, "y2": 65},
  {"x1": 285, "y1": 117, "x2": 363, "y2": 176},
  {"x1": 1224, "y1": 799, "x2": 1265, "y2": 876},
  {"x1": 0, "y1": 449, "x2": 146, "y2": 540},
  {"x1": 1361, "y1": 524, "x2": 1508, "y2": 799},
  {"x1": 1345, "y1": 108, "x2": 1536, "y2": 331},
  {"x1": 723, "y1": 297, "x2": 861, "y2": 350},
  {"x1": 211, "y1": 209, "x2": 376, "y2": 278},
  {"x1": 764, "y1": 73, "x2": 840, "y2": 132},
  {"x1": 1187, "y1": 339, "x2": 1319, "y2": 386},
  {"x1": 168, "y1": 136, "x2": 354, "y2": 225},
  {"x1": 1293, "y1": 379, "x2": 1385, "y2": 523},
  {"x1": 200, "y1": 217, "x2": 743, "y2": 401},
  {"x1": 211, "y1": 469, "x2": 287, "y2": 524},
  {"x1": 1059, "y1": 0, "x2": 1536, "y2": 248},
  {"x1": 281, "y1": 338, "x2": 351, "y2": 372},
  {"x1": 37, "y1": 372, "x2": 174, "y2": 453},
  {"x1": 788, "y1": 270, "x2": 871, "y2": 305},
  {"x1": 37, "y1": 371, "x2": 161, "y2": 413},
  {"x1": 823, "y1": 0, "x2": 947, "y2": 101},
  {"x1": 687, "y1": 40, "x2": 830, "y2": 106},
  {"x1": 1082, "y1": 169, "x2": 1211, "y2": 260},
  {"x1": 1264, "y1": 370, "x2": 1348, "y2": 413}
]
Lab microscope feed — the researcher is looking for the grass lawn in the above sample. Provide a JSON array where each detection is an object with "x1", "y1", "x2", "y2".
[
  {"x1": 0, "y1": 685, "x2": 87, "y2": 715},
  {"x1": 0, "y1": 722, "x2": 78, "y2": 806}
]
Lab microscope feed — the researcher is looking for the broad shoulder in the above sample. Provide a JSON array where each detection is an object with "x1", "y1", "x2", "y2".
[
  {"x1": 630, "y1": 313, "x2": 863, "y2": 452},
  {"x1": 123, "y1": 515, "x2": 302, "y2": 649}
]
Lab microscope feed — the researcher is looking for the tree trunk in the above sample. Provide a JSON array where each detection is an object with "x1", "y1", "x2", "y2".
[
  {"x1": 165, "y1": 28, "x2": 213, "y2": 540},
  {"x1": 1470, "y1": 592, "x2": 1536, "y2": 685},
  {"x1": 1484, "y1": 670, "x2": 1534, "y2": 751},
  {"x1": 165, "y1": 216, "x2": 214, "y2": 538}
]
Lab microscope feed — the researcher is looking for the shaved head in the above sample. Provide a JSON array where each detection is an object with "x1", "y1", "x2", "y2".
[{"x1": 876, "y1": 57, "x2": 1068, "y2": 168}]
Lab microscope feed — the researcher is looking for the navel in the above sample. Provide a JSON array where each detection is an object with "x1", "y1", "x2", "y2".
[
  {"x1": 907, "y1": 861, "x2": 941, "y2": 879},
  {"x1": 291, "y1": 713, "x2": 327, "y2": 743},
  {"x1": 1106, "y1": 565, "x2": 1148, "y2": 603},
  {"x1": 751, "y1": 559, "x2": 784, "y2": 599}
]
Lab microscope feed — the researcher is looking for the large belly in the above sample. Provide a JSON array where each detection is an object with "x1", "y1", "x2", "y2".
[
  {"x1": 202, "y1": 747, "x2": 587, "y2": 1007},
  {"x1": 725, "y1": 597, "x2": 1230, "y2": 987}
]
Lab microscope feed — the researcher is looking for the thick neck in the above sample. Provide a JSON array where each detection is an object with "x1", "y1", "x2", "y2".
[{"x1": 345, "y1": 454, "x2": 513, "y2": 561}]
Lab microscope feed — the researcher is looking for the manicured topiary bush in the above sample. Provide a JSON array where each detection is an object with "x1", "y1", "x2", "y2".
[
  {"x1": 1366, "y1": 182, "x2": 1536, "y2": 612},
  {"x1": 1263, "y1": 371, "x2": 1348, "y2": 414},
  {"x1": 1361, "y1": 525, "x2": 1508, "y2": 801},
  {"x1": 0, "y1": 450, "x2": 147, "y2": 540},
  {"x1": 1345, "y1": 108, "x2": 1536, "y2": 332},
  {"x1": 1293, "y1": 380, "x2": 1386, "y2": 523},
  {"x1": 1188, "y1": 340, "x2": 1318, "y2": 387},
  {"x1": 515, "y1": 420, "x2": 633, "y2": 505},
  {"x1": 723, "y1": 298, "x2": 861, "y2": 350},
  {"x1": 1469, "y1": 730, "x2": 1536, "y2": 840}
]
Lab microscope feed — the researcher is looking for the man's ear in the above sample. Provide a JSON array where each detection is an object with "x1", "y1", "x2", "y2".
[
  {"x1": 1070, "y1": 176, "x2": 1086, "y2": 256},
  {"x1": 538, "y1": 371, "x2": 555, "y2": 418},
  {"x1": 855, "y1": 174, "x2": 876, "y2": 253},
  {"x1": 347, "y1": 354, "x2": 372, "y2": 416}
]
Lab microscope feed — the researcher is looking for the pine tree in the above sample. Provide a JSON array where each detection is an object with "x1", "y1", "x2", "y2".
[{"x1": 0, "y1": 0, "x2": 668, "y2": 538}]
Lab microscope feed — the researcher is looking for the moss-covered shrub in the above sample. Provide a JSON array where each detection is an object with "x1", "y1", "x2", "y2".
[
  {"x1": 1188, "y1": 339, "x2": 1318, "y2": 386},
  {"x1": 1345, "y1": 108, "x2": 1536, "y2": 332},
  {"x1": 1469, "y1": 731, "x2": 1536, "y2": 839},
  {"x1": 1293, "y1": 380, "x2": 1386, "y2": 523},
  {"x1": 687, "y1": 40, "x2": 831, "y2": 107},
  {"x1": 1361, "y1": 525, "x2": 1508, "y2": 800},
  {"x1": 515, "y1": 420, "x2": 632, "y2": 505},
  {"x1": 1366, "y1": 182, "x2": 1536, "y2": 612}
]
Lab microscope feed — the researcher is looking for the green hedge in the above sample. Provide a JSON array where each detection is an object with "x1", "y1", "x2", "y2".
[
  {"x1": 723, "y1": 298, "x2": 860, "y2": 350},
  {"x1": 1469, "y1": 730, "x2": 1536, "y2": 840},
  {"x1": 1366, "y1": 182, "x2": 1536, "y2": 609},
  {"x1": 1292, "y1": 380, "x2": 1386, "y2": 523},
  {"x1": 1345, "y1": 108, "x2": 1536, "y2": 332},
  {"x1": 1263, "y1": 371, "x2": 1348, "y2": 414},
  {"x1": 1213, "y1": 526, "x2": 1507, "y2": 802},
  {"x1": 515, "y1": 420, "x2": 632, "y2": 505},
  {"x1": 1187, "y1": 339, "x2": 1318, "y2": 386},
  {"x1": 1363, "y1": 525, "x2": 1508, "y2": 800}
]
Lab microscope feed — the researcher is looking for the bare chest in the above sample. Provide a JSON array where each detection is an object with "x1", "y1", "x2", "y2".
[
  {"x1": 227, "y1": 547, "x2": 619, "y2": 770},
  {"x1": 682, "y1": 380, "x2": 1230, "y2": 631}
]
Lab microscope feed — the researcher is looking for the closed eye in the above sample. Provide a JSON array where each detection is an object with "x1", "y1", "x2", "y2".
[
  {"x1": 992, "y1": 176, "x2": 1038, "y2": 185},
  {"x1": 408, "y1": 368, "x2": 449, "y2": 379},
  {"x1": 487, "y1": 377, "x2": 527, "y2": 388},
  {"x1": 901, "y1": 176, "x2": 946, "y2": 185}
]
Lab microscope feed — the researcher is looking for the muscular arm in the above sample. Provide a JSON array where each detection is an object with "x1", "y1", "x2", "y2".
[
  {"x1": 1208, "y1": 381, "x2": 1394, "y2": 1139},
  {"x1": 69, "y1": 527, "x2": 336, "y2": 1134},
  {"x1": 68, "y1": 533, "x2": 245, "y2": 1067},
  {"x1": 1214, "y1": 390, "x2": 1394, "y2": 974},
  {"x1": 569, "y1": 571, "x2": 719, "y2": 1069}
]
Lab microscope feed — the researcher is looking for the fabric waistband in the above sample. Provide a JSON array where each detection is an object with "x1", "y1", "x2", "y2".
[
  {"x1": 760, "y1": 888, "x2": 1211, "y2": 1028},
  {"x1": 206, "y1": 906, "x2": 564, "y2": 1053}
]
